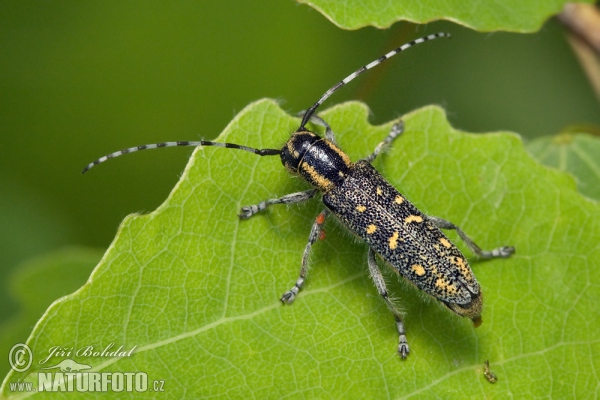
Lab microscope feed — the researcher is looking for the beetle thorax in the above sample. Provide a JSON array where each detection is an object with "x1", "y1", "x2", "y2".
[{"x1": 281, "y1": 130, "x2": 353, "y2": 192}]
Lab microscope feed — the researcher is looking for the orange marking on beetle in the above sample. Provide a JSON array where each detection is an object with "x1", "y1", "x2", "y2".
[
  {"x1": 451, "y1": 256, "x2": 474, "y2": 283},
  {"x1": 286, "y1": 140, "x2": 299, "y2": 160},
  {"x1": 325, "y1": 140, "x2": 352, "y2": 167},
  {"x1": 389, "y1": 231, "x2": 399, "y2": 249},
  {"x1": 301, "y1": 162, "x2": 333, "y2": 191},
  {"x1": 316, "y1": 214, "x2": 326, "y2": 224},
  {"x1": 435, "y1": 278, "x2": 458, "y2": 295},
  {"x1": 439, "y1": 237, "x2": 452, "y2": 248},
  {"x1": 319, "y1": 230, "x2": 326, "y2": 240},
  {"x1": 411, "y1": 264, "x2": 426, "y2": 276},
  {"x1": 404, "y1": 215, "x2": 423, "y2": 224}
]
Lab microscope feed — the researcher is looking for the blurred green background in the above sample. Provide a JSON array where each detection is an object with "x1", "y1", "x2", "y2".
[{"x1": 1, "y1": 1, "x2": 598, "y2": 325}]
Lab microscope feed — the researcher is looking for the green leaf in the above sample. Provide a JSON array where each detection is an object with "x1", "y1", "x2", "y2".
[
  {"x1": 298, "y1": 0, "x2": 594, "y2": 32},
  {"x1": 527, "y1": 129, "x2": 600, "y2": 201},
  {"x1": 0, "y1": 247, "x2": 102, "y2": 378},
  {"x1": 3, "y1": 100, "x2": 599, "y2": 398}
]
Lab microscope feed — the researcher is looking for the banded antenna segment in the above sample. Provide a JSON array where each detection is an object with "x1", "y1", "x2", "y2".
[
  {"x1": 82, "y1": 141, "x2": 280, "y2": 173},
  {"x1": 299, "y1": 32, "x2": 451, "y2": 129}
]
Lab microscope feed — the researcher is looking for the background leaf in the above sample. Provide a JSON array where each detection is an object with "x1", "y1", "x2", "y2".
[
  {"x1": 298, "y1": 0, "x2": 595, "y2": 32},
  {"x1": 0, "y1": 247, "x2": 102, "y2": 378},
  {"x1": 527, "y1": 130, "x2": 600, "y2": 201},
  {"x1": 2, "y1": 101, "x2": 599, "y2": 398}
]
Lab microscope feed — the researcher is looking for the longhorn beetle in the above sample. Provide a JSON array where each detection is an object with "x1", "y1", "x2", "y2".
[{"x1": 84, "y1": 32, "x2": 515, "y2": 358}]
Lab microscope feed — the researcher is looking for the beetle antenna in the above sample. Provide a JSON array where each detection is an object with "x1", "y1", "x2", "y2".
[
  {"x1": 299, "y1": 32, "x2": 451, "y2": 129},
  {"x1": 82, "y1": 140, "x2": 280, "y2": 173}
]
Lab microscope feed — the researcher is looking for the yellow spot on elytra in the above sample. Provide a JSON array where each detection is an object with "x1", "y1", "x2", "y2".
[
  {"x1": 394, "y1": 195, "x2": 404, "y2": 204},
  {"x1": 389, "y1": 231, "x2": 399, "y2": 249},
  {"x1": 356, "y1": 205, "x2": 366, "y2": 213},
  {"x1": 301, "y1": 162, "x2": 333, "y2": 191},
  {"x1": 411, "y1": 264, "x2": 425, "y2": 276},
  {"x1": 376, "y1": 187, "x2": 383, "y2": 196},
  {"x1": 450, "y1": 256, "x2": 473, "y2": 282},
  {"x1": 366, "y1": 224, "x2": 377, "y2": 234},
  {"x1": 404, "y1": 215, "x2": 423, "y2": 224},
  {"x1": 452, "y1": 256, "x2": 466, "y2": 269},
  {"x1": 435, "y1": 278, "x2": 458, "y2": 294},
  {"x1": 440, "y1": 238, "x2": 452, "y2": 248}
]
